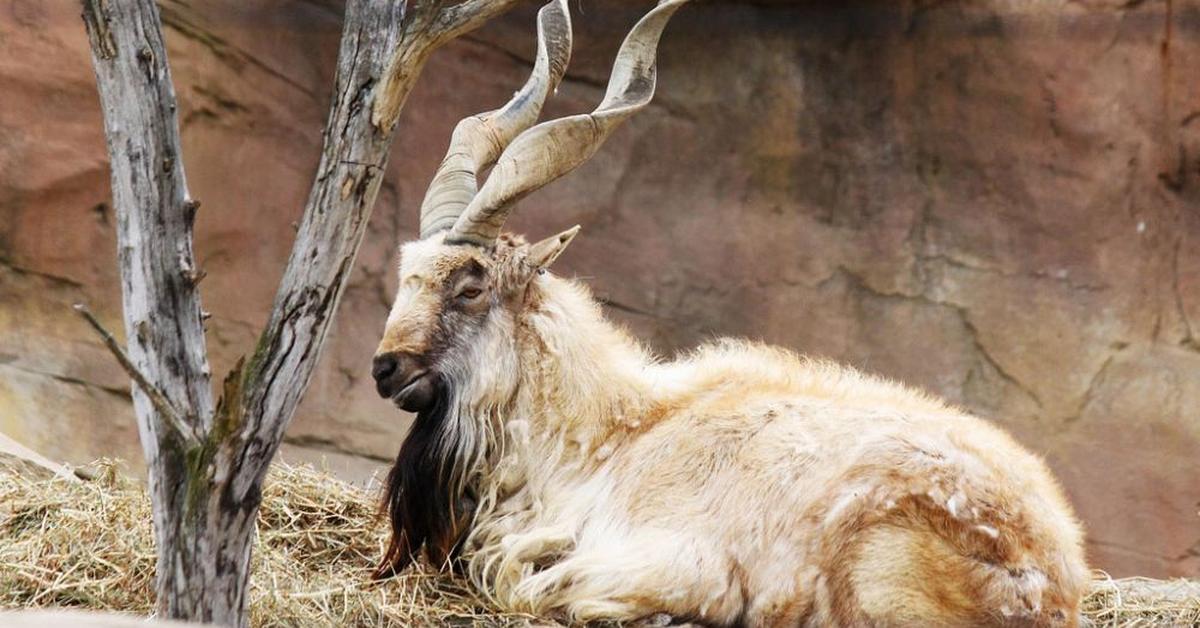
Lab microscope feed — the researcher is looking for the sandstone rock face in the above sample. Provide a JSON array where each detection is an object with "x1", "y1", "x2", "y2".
[{"x1": 1, "y1": 0, "x2": 1197, "y2": 577}]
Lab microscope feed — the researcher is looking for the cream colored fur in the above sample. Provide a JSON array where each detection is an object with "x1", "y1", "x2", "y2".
[{"x1": 378, "y1": 235, "x2": 1089, "y2": 627}]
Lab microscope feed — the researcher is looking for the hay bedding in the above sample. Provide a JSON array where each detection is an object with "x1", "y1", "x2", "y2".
[
  {"x1": 0, "y1": 457, "x2": 539, "y2": 626},
  {"x1": 0, "y1": 457, "x2": 1196, "y2": 627}
]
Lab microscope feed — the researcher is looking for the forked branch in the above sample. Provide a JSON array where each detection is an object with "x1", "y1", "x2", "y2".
[{"x1": 79, "y1": 0, "x2": 530, "y2": 624}]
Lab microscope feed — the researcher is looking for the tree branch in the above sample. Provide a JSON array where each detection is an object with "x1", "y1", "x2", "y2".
[
  {"x1": 439, "y1": 0, "x2": 527, "y2": 42},
  {"x1": 231, "y1": 0, "x2": 527, "y2": 501},
  {"x1": 371, "y1": 0, "x2": 526, "y2": 132},
  {"x1": 81, "y1": 0, "x2": 215, "y2": 442},
  {"x1": 74, "y1": 304, "x2": 201, "y2": 448}
]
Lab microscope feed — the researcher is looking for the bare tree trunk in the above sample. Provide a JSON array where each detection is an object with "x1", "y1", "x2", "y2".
[
  {"x1": 78, "y1": 0, "x2": 520, "y2": 625},
  {"x1": 81, "y1": 0, "x2": 224, "y2": 619}
]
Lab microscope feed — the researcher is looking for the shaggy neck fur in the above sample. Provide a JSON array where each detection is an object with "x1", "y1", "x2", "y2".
[
  {"x1": 513, "y1": 275, "x2": 656, "y2": 451},
  {"x1": 457, "y1": 275, "x2": 673, "y2": 599}
]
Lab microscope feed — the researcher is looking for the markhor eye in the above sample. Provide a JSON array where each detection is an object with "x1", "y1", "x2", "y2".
[{"x1": 458, "y1": 286, "x2": 483, "y2": 300}]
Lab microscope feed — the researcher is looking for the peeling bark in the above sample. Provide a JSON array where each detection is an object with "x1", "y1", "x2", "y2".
[{"x1": 79, "y1": 0, "x2": 521, "y2": 625}]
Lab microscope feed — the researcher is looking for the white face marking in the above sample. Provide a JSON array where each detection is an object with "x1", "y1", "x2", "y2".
[{"x1": 377, "y1": 236, "x2": 495, "y2": 358}]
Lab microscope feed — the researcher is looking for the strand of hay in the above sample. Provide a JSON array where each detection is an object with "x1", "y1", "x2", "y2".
[{"x1": 1, "y1": 455, "x2": 1196, "y2": 626}]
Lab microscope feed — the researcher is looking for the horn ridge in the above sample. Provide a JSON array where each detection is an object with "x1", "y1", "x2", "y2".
[
  {"x1": 447, "y1": 0, "x2": 690, "y2": 249},
  {"x1": 417, "y1": 0, "x2": 573, "y2": 239}
]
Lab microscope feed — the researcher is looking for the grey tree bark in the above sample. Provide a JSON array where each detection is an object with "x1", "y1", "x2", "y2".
[{"x1": 78, "y1": 0, "x2": 520, "y2": 625}]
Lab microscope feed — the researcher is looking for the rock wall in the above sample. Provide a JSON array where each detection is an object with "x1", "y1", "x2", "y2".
[{"x1": 1, "y1": 0, "x2": 1197, "y2": 577}]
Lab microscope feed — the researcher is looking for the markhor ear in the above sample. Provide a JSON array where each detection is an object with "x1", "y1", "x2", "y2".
[{"x1": 528, "y1": 225, "x2": 580, "y2": 271}]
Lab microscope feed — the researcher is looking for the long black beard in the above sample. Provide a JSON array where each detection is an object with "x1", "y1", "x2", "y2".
[{"x1": 374, "y1": 378, "x2": 477, "y2": 579}]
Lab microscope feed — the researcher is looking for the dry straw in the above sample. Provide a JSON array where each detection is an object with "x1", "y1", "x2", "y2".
[
  {"x1": 0, "y1": 455, "x2": 1195, "y2": 626},
  {"x1": 0, "y1": 456, "x2": 540, "y2": 626}
]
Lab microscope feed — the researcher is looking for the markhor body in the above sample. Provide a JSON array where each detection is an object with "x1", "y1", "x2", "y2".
[
  {"x1": 370, "y1": 1, "x2": 1089, "y2": 626},
  {"x1": 372, "y1": 236, "x2": 1088, "y2": 628}
]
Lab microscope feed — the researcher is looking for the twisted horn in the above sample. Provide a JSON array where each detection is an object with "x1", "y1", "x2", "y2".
[
  {"x1": 418, "y1": 0, "x2": 572, "y2": 239},
  {"x1": 446, "y1": 0, "x2": 690, "y2": 248}
]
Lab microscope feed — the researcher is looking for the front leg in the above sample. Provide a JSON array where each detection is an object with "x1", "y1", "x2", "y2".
[{"x1": 494, "y1": 537, "x2": 742, "y2": 626}]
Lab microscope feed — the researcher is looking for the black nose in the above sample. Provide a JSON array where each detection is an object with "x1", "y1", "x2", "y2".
[
  {"x1": 372, "y1": 353, "x2": 398, "y2": 384},
  {"x1": 372, "y1": 351, "x2": 437, "y2": 411}
]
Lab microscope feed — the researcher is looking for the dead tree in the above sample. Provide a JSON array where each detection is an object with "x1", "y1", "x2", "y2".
[{"x1": 77, "y1": 0, "x2": 523, "y2": 625}]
